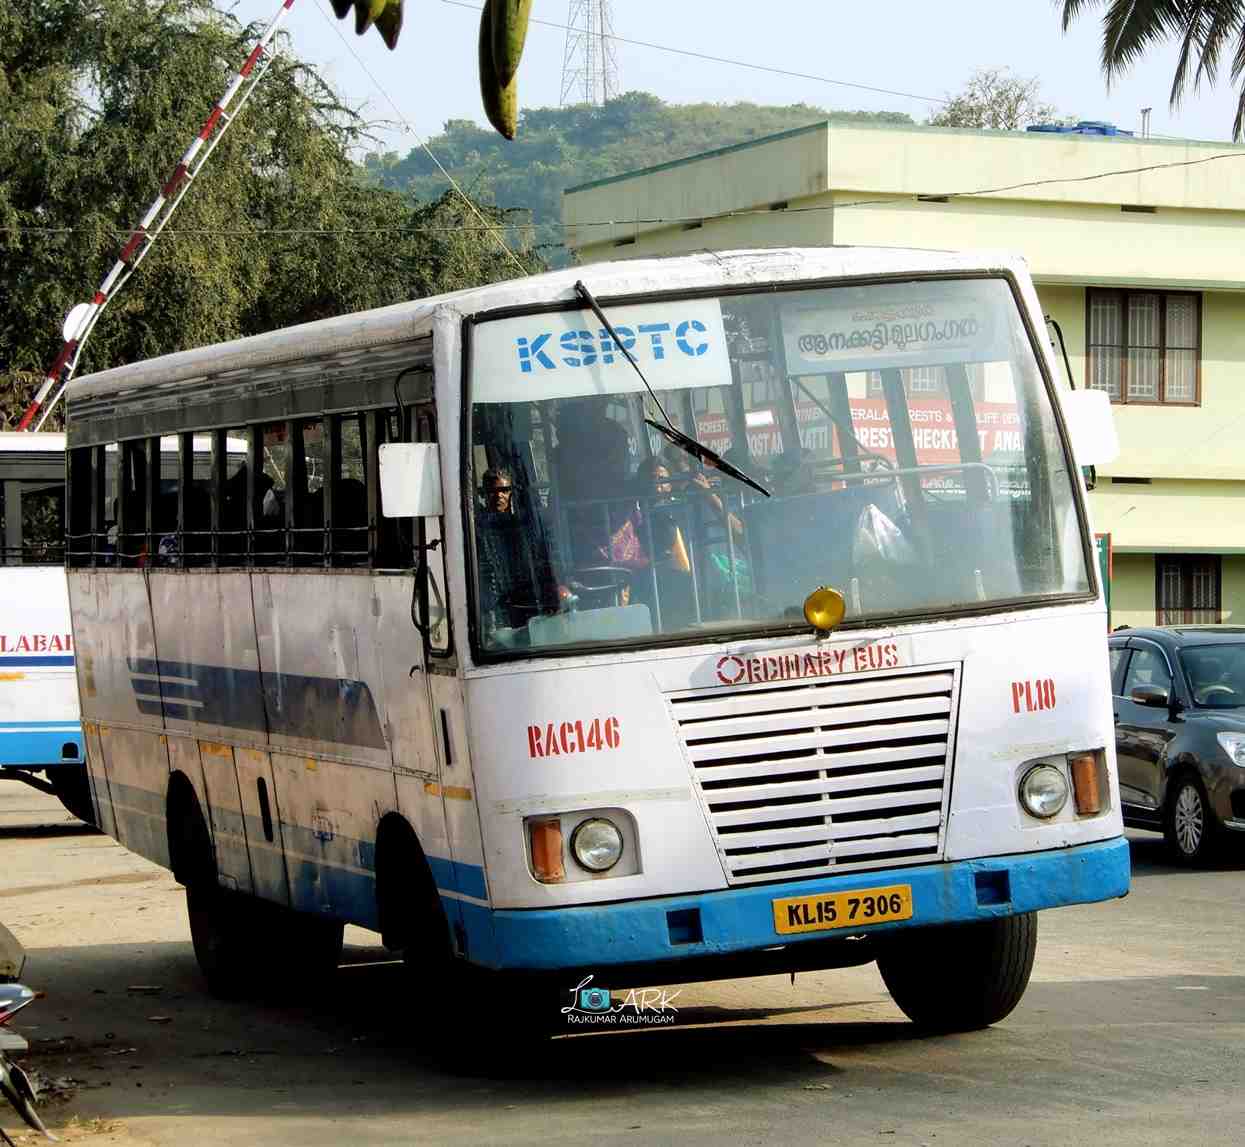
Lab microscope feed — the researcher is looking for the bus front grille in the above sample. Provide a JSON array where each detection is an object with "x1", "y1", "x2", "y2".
[{"x1": 668, "y1": 665, "x2": 960, "y2": 886}]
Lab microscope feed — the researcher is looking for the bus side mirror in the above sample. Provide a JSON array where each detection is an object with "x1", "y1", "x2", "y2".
[
  {"x1": 1062, "y1": 389, "x2": 1120, "y2": 466},
  {"x1": 379, "y1": 443, "x2": 443, "y2": 518}
]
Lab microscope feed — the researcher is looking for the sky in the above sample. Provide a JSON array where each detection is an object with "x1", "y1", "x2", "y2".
[{"x1": 225, "y1": 0, "x2": 1243, "y2": 156}]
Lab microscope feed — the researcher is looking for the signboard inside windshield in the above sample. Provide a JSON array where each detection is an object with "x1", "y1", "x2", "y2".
[
  {"x1": 473, "y1": 299, "x2": 730, "y2": 404},
  {"x1": 781, "y1": 290, "x2": 1009, "y2": 375}
]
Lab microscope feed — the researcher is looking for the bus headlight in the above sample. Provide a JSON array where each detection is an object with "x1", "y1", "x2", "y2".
[
  {"x1": 571, "y1": 818, "x2": 624, "y2": 872},
  {"x1": 1019, "y1": 764, "x2": 1069, "y2": 819}
]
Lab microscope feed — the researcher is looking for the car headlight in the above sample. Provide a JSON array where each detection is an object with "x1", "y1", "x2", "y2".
[
  {"x1": 571, "y1": 818, "x2": 624, "y2": 872},
  {"x1": 1217, "y1": 732, "x2": 1245, "y2": 768},
  {"x1": 1019, "y1": 764, "x2": 1069, "y2": 819}
]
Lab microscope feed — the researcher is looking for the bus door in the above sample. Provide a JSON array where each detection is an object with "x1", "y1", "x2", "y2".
[{"x1": 406, "y1": 401, "x2": 481, "y2": 932}]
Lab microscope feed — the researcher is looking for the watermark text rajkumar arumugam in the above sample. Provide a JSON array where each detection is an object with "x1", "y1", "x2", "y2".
[{"x1": 560, "y1": 975, "x2": 681, "y2": 1027}]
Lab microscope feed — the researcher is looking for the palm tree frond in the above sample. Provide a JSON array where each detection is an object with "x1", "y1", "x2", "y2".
[
  {"x1": 1060, "y1": 0, "x2": 1108, "y2": 34},
  {"x1": 1099, "y1": 0, "x2": 1192, "y2": 84},
  {"x1": 1190, "y1": 0, "x2": 1245, "y2": 90},
  {"x1": 1233, "y1": 80, "x2": 1245, "y2": 139}
]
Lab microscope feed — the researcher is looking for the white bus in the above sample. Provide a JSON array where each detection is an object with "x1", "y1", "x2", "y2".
[
  {"x1": 65, "y1": 248, "x2": 1127, "y2": 1031},
  {"x1": 0, "y1": 432, "x2": 91, "y2": 822}
]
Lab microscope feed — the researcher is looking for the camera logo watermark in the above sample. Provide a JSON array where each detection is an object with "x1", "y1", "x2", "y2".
[{"x1": 560, "y1": 975, "x2": 681, "y2": 1027}]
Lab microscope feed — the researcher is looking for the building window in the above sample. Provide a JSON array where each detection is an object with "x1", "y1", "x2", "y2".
[
  {"x1": 1156, "y1": 555, "x2": 1220, "y2": 625},
  {"x1": 1087, "y1": 289, "x2": 1200, "y2": 405}
]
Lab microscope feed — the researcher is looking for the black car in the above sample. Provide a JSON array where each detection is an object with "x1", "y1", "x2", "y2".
[{"x1": 1109, "y1": 626, "x2": 1245, "y2": 862}]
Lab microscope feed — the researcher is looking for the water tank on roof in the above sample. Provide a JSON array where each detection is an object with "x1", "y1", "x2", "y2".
[{"x1": 1026, "y1": 120, "x2": 1133, "y2": 136}]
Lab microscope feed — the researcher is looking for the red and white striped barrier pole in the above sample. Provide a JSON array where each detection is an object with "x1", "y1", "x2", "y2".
[{"x1": 17, "y1": 0, "x2": 299, "y2": 432}]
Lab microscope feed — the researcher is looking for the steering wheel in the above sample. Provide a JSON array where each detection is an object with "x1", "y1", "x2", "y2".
[
  {"x1": 569, "y1": 566, "x2": 633, "y2": 608},
  {"x1": 1195, "y1": 684, "x2": 1238, "y2": 704}
]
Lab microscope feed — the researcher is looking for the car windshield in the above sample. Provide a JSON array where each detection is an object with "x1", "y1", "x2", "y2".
[
  {"x1": 467, "y1": 276, "x2": 1091, "y2": 655},
  {"x1": 1180, "y1": 644, "x2": 1245, "y2": 708}
]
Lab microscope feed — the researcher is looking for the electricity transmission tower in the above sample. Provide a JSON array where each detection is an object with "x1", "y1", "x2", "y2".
[{"x1": 559, "y1": 0, "x2": 619, "y2": 107}]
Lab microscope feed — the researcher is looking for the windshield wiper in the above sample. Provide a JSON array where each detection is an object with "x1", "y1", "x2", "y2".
[{"x1": 573, "y1": 280, "x2": 771, "y2": 498}]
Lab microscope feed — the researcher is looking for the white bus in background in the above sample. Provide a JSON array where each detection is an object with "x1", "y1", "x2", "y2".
[
  {"x1": 0, "y1": 432, "x2": 90, "y2": 822},
  {"x1": 65, "y1": 248, "x2": 1126, "y2": 1035}
]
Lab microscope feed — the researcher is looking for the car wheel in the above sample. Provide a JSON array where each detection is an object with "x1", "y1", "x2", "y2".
[{"x1": 1164, "y1": 774, "x2": 1216, "y2": 864}]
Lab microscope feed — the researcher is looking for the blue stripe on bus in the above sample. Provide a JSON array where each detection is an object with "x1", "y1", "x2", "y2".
[
  {"x1": 426, "y1": 856, "x2": 489, "y2": 901},
  {"x1": 0, "y1": 655, "x2": 74, "y2": 666},
  {"x1": 125, "y1": 657, "x2": 387, "y2": 749}
]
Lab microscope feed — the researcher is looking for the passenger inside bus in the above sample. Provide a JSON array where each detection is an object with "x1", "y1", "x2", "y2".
[{"x1": 475, "y1": 465, "x2": 560, "y2": 634}]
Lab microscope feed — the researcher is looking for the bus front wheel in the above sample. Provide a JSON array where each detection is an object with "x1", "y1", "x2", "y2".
[{"x1": 876, "y1": 912, "x2": 1037, "y2": 1031}]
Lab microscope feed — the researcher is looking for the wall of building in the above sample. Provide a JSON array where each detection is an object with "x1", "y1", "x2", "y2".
[
  {"x1": 1110, "y1": 552, "x2": 1156, "y2": 629},
  {"x1": 1223, "y1": 557, "x2": 1245, "y2": 624}
]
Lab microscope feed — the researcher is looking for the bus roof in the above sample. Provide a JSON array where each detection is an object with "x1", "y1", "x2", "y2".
[
  {"x1": 0, "y1": 431, "x2": 66, "y2": 452},
  {"x1": 66, "y1": 247, "x2": 1032, "y2": 408}
]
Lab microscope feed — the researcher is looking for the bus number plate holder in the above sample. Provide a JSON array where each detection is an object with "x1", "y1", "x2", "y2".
[{"x1": 772, "y1": 884, "x2": 914, "y2": 935}]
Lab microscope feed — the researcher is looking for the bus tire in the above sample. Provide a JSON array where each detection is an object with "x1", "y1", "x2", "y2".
[
  {"x1": 877, "y1": 912, "x2": 1037, "y2": 1032},
  {"x1": 50, "y1": 768, "x2": 96, "y2": 825},
  {"x1": 186, "y1": 883, "x2": 259, "y2": 998},
  {"x1": 285, "y1": 912, "x2": 345, "y2": 983}
]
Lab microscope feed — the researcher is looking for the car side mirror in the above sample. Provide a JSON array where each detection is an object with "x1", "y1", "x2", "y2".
[
  {"x1": 379, "y1": 443, "x2": 442, "y2": 518},
  {"x1": 1130, "y1": 684, "x2": 1170, "y2": 708}
]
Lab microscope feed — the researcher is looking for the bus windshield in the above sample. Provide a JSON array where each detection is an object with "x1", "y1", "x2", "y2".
[{"x1": 468, "y1": 276, "x2": 1090, "y2": 654}]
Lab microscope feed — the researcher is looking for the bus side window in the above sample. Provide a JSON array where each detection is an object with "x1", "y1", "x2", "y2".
[
  {"x1": 292, "y1": 420, "x2": 325, "y2": 567},
  {"x1": 118, "y1": 440, "x2": 149, "y2": 568},
  {"x1": 182, "y1": 433, "x2": 214, "y2": 567},
  {"x1": 374, "y1": 408, "x2": 414, "y2": 569},
  {"x1": 68, "y1": 446, "x2": 94, "y2": 568},
  {"x1": 219, "y1": 427, "x2": 251, "y2": 567},
  {"x1": 256, "y1": 423, "x2": 289, "y2": 561},
  {"x1": 0, "y1": 481, "x2": 12, "y2": 564},
  {"x1": 155, "y1": 435, "x2": 180, "y2": 567},
  {"x1": 332, "y1": 414, "x2": 369, "y2": 566}
]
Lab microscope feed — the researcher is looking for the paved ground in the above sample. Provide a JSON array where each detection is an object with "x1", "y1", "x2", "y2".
[{"x1": 2, "y1": 783, "x2": 1245, "y2": 1146}]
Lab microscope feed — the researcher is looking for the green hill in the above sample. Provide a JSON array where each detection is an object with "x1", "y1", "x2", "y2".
[{"x1": 364, "y1": 92, "x2": 913, "y2": 265}]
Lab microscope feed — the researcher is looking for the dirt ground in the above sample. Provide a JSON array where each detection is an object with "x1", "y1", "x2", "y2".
[{"x1": 4, "y1": 783, "x2": 1245, "y2": 1146}]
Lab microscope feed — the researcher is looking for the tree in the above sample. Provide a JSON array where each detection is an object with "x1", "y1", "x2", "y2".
[
  {"x1": 928, "y1": 68, "x2": 1057, "y2": 130},
  {"x1": 366, "y1": 94, "x2": 914, "y2": 267},
  {"x1": 0, "y1": 0, "x2": 538, "y2": 428},
  {"x1": 1061, "y1": 1, "x2": 1245, "y2": 140}
]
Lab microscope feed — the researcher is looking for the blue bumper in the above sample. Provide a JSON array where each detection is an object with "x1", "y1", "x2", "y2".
[
  {"x1": 470, "y1": 837, "x2": 1130, "y2": 972},
  {"x1": 0, "y1": 724, "x2": 84, "y2": 770}
]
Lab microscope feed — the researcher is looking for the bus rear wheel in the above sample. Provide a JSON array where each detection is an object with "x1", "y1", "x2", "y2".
[
  {"x1": 877, "y1": 913, "x2": 1037, "y2": 1032},
  {"x1": 49, "y1": 768, "x2": 95, "y2": 825},
  {"x1": 187, "y1": 883, "x2": 259, "y2": 998},
  {"x1": 187, "y1": 884, "x2": 344, "y2": 998}
]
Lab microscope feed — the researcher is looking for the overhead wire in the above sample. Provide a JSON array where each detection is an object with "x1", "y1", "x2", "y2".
[{"x1": 437, "y1": 0, "x2": 950, "y2": 106}]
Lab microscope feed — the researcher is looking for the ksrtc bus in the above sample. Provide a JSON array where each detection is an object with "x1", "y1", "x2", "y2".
[
  {"x1": 65, "y1": 248, "x2": 1127, "y2": 1031},
  {"x1": 0, "y1": 432, "x2": 90, "y2": 822}
]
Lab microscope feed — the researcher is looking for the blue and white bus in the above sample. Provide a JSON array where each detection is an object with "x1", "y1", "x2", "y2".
[
  {"x1": 65, "y1": 248, "x2": 1126, "y2": 1033},
  {"x1": 0, "y1": 432, "x2": 90, "y2": 822}
]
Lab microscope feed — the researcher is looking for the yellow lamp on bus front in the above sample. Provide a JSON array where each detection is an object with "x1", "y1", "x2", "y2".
[{"x1": 803, "y1": 586, "x2": 846, "y2": 634}]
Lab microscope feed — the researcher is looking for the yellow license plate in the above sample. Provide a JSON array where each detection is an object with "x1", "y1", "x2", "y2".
[{"x1": 772, "y1": 884, "x2": 914, "y2": 935}]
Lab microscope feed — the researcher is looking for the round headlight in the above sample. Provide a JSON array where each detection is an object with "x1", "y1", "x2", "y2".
[
  {"x1": 571, "y1": 818, "x2": 624, "y2": 872},
  {"x1": 1019, "y1": 764, "x2": 1069, "y2": 819}
]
